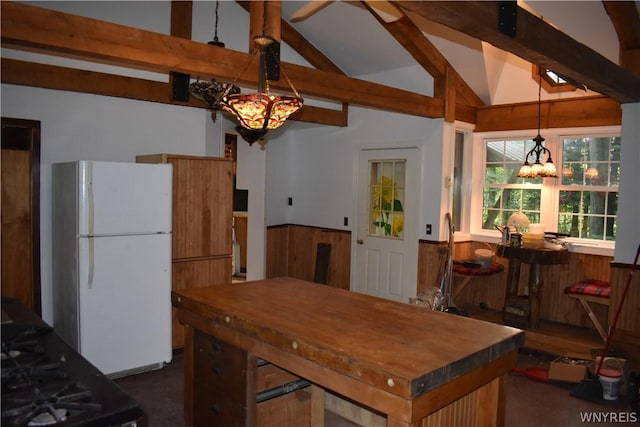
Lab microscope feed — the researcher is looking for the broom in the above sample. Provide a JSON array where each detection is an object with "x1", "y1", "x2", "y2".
[{"x1": 570, "y1": 243, "x2": 640, "y2": 400}]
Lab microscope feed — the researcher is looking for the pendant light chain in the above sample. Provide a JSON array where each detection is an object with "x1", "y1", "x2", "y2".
[
  {"x1": 214, "y1": 1, "x2": 220, "y2": 41},
  {"x1": 516, "y1": 66, "x2": 558, "y2": 178},
  {"x1": 537, "y1": 71, "x2": 542, "y2": 135}
]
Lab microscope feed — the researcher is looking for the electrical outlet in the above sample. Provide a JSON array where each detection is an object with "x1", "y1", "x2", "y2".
[
  {"x1": 344, "y1": 217, "x2": 348, "y2": 226},
  {"x1": 426, "y1": 224, "x2": 432, "y2": 235},
  {"x1": 288, "y1": 197, "x2": 293, "y2": 206}
]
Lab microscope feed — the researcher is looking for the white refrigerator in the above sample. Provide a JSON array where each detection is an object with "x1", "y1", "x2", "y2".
[{"x1": 52, "y1": 160, "x2": 173, "y2": 378}]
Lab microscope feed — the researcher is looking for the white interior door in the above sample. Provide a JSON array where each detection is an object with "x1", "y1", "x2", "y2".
[{"x1": 354, "y1": 148, "x2": 419, "y2": 303}]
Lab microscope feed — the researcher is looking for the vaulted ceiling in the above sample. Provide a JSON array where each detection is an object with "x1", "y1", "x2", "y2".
[
  {"x1": 2, "y1": 1, "x2": 639, "y2": 131},
  {"x1": 282, "y1": 1, "x2": 640, "y2": 104}
]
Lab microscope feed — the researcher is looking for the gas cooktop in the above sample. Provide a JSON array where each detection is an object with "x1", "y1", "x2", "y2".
[{"x1": 1, "y1": 298, "x2": 143, "y2": 427}]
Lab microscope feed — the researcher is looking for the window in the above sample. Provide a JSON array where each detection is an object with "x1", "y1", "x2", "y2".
[
  {"x1": 531, "y1": 65, "x2": 578, "y2": 94},
  {"x1": 482, "y1": 138, "x2": 543, "y2": 229},
  {"x1": 452, "y1": 131, "x2": 465, "y2": 232},
  {"x1": 472, "y1": 128, "x2": 620, "y2": 249},
  {"x1": 558, "y1": 136, "x2": 620, "y2": 241},
  {"x1": 368, "y1": 160, "x2": 405, "y2": 238}
]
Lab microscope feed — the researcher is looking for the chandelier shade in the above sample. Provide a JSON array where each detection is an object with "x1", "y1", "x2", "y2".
[{"x1": 222, "y1": 91, "x2": 303, "y2": 131}]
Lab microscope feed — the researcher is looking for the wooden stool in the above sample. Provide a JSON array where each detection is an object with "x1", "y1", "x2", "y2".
[
  {"x1": 452, "y1": 262, "x2": 504, "y2": 302},
  {"x1": 564, "y1": 279, "x2": 611, "y2": 342}
]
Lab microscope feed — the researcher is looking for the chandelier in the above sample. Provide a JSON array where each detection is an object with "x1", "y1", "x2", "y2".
[
  {"x1": 188, "y1": 1, "x2": 303, "y2": 145},
  {"x1": 517, "y1": 70, "x2": 558, "y2": 179},
  {"x1": 220, "y1": 34, "x2": 303, "y2": 132}
]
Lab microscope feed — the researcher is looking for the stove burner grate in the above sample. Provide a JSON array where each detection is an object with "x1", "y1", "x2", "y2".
[
  {"x1": 1, "y1": 382, "x2": 102, "y2": 427},
  {"x1": 2, "y1": 355, "x2": 69, "y2": 391}
]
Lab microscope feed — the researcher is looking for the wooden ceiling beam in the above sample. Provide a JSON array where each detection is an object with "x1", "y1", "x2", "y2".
[
  {"x1": 0, "y1": 58, "x2": 347, "y2": 127},
  {"x1": 475, "y1": 96, "x2": 621, "y2": 132},
  {"x1": 289, "y1": 1, "x2": 334, "y2": 23},
  {"x1": 393, "y1": 1, "x2": 640, "y2": 103},
  {"x1": 602, "y1": 1, "x2": 640, "y2": 78},
  {"x1": 170, "y1": 1, "x2": 193, "y2": 39},
  {"x1": 363, "y1": 3, "x2": 484, "y2": 108},
  {"x1": 1, "y1": 2, "x2": 442, "y2": 118},
  {"x1": 249, "y1": 1, "x2": 281, "y2": 48}
]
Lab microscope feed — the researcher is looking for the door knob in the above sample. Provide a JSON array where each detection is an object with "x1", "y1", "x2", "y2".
[{"x1": 357, "y1": 239, "x2": 363, "y2": 245}]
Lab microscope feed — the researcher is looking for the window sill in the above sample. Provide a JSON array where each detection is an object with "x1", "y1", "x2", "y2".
[
  {"x1": 565, "y1": 241, "x2": 614, "y2": 257},
  {"x1": 469, "y1": 232, "x2": 614, "y2": 257}
]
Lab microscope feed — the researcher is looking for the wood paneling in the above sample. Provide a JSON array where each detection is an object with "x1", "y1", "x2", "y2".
[
  {"x1": 266, "y1": 225, "x2": 351, "y2": 290},
  {"x1": 172, "y1": 257, "x2": 232, "y2": 349},
  {"x1": 1, "y1": 149, "x2": 33, "y2": 306},
  {"x1": 609, "y1": 261, "x2": 640, "y2": 337},
  {"x1": 266, "y1": 225, "x2": 290, "y2": 278},
  {"x1": 137, "y1": 154, "x2": 233, "y2": 260},
  {"x1": 1, "y1": 118, "x2": 41, "y2": 315},
  {"x1": 417, "y1": 240, "x2": 448, "y2": 295}
]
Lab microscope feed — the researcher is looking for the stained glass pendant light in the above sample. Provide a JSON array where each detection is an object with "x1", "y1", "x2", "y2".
[
  {"x1": 517, "y1": 70, "x2": 558, "y2": 178},
  {"x1": 220, "y1": 3, "x2": 303, "y2": 132}
]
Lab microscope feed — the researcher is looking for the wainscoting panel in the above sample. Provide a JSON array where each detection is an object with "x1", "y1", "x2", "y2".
[{"x1": 266, "y1": 225, "x2": 351, "y2": 290}]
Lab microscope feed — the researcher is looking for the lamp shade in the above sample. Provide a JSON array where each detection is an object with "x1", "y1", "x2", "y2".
[{"x1": 222, "y1": 92, "x2": 303, "y2": 130}]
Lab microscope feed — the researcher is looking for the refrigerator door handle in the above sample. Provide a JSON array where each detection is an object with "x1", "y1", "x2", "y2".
[
  {"x1": 88, "y1": 237, "x2": 95, "y2": 288},
  {"x1": 87, "y1": 162, "x2": 94, "y2": 288}
]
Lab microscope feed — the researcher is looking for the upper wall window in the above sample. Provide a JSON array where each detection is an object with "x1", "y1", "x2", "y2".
[{"x1": 532, "y1": 65, "x2": 578, "y2": 94}]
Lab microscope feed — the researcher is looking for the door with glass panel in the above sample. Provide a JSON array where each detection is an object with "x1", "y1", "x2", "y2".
[{"x1": 354, "y1": 148, "x2": 419, "y2": 302}]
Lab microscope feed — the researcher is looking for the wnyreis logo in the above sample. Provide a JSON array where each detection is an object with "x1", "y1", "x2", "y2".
[{"x1": 579, "y1": 411, "x2": 638, "y2": 423}]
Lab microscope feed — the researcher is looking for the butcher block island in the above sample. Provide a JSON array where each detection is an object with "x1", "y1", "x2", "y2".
[{"x1": 172, "y1": 277, "x2": 524, "y2": 427}]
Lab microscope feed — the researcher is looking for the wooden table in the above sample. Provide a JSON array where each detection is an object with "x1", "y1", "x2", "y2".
[
  {"x1": 173, "y1": 277, "x2": 524, "y2": 427},
  {"x1": 497, "y1": 244, "x2": 569, "y2": 329}
]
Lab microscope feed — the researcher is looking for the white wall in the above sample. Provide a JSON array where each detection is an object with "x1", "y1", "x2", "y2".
[
  {"x1": 266, "y1": 135, "x2": 294, "y2": 226},
  {"x1": 1, "y1": 84, "x2": 212, "y2": 323},
  {"x1": 615, "y1": 103, "x2": 640, "y2": 264},
  {"x1": 267, "y1": 106, "x2": 447, "y2": 238}
]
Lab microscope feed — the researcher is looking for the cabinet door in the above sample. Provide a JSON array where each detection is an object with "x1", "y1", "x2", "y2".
[
  {"x1": 170, "y1": 157, "x2": 233, "y2": 260},
  {"x1": 172, "y1": 256, "x2": 232, "y2": 348}
]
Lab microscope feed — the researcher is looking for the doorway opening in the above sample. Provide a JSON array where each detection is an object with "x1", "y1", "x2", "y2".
[{"x1": 1, "y1": 117, "x2": 41, "y2": 315}]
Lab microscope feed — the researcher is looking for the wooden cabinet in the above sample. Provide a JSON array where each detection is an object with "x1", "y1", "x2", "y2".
[
  {"x1": 136, "y1": 154, "x2": 233, "y2": 348},
  {"x1": 192, "y1": 330, "x2": 311, "y2": 427}
]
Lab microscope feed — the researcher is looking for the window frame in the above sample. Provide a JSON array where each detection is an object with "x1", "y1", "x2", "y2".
[
  {"x1": 470, "y1": 126, "x2": 620, "y2": 256},
  {"x1": 450, "y1": 121, "x2": 475, "y2": 242}
]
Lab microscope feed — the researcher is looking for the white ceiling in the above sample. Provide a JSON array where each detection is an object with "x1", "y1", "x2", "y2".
[{"x1": 279, "y1": 1, "x2": 624, "y2": 105}]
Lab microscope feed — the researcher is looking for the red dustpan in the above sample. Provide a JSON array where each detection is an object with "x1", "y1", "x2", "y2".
[{"x1": 512, "y1": 366, "x2": 549, "y2": 383}]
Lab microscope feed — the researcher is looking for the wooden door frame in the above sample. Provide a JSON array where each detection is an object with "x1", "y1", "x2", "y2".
[{"x1": 1, "y1": 117, "x2": 41, "y2": 315}]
